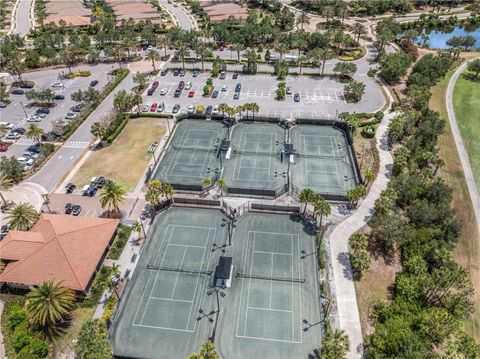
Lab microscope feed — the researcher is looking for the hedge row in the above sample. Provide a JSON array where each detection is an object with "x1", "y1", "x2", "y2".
[{"x1": 105, "y1": 114, "x2": 129, "y2": 143}]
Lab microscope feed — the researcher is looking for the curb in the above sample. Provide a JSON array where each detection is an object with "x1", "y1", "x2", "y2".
[{"x1": 7, "y1": 0, "x2": 20, "y2": 35}]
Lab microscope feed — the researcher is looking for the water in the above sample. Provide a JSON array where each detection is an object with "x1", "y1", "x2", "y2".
[{"x1": 414, "y1": 26, "x2": 480, "y2": 49}]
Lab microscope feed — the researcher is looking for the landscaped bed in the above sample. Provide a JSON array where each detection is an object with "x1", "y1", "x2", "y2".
[{"x1": 71, "y1": 118, "x2": 167, "y2": 192}]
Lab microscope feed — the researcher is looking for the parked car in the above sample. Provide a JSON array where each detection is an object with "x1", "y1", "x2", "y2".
[
  {"x1": 96, "y1": 176, "x2": 106, "y2": 188},
  {"x1": 219, "y1": 71, "x2": 226, "y2": 79},
  {"x1": 83, "y1": 185, "x2": 97, "y2": 197},
  {"x1": 233, "y1": 92, "x2": 240, "y2": 99},
  {"x1": 161, "y1": 69, "x2": 168, "y2": 76},
  {"x1": 150, "y1": 103, "x2": 158, "y2": 112},
  {"x1": 185, "y1": 82, "x2": 192, "y2": 90},
  {"x1": 286, "y1": 86, "x2": 292, "y2": 95},
  {"x1": 72, "y1": 205, "x2": 82, "y2": 216},
  {"x1": 6, "y1": 132, "x2": 20, "y2": 140},
  {"x1": 27, "y1": 144, "x2": 41, "y2": 153},
  {"x1": 187, "y1": 105, "x2": 195, "y2": 113},
  {"x1": 23, "y1": 151, "x2": 39, "y2": 159},
  {"x1": 41, "y1": 130, "x2": 62, "y2": 142},
  {"x1": 147, "y1": 88, "x2": 155, "y2": 96},
  {"x1": 211, "y1": 90, "x2": 219, "y2": 98},
  {"x1": 0, "y1": 225, "x2": 8, "y2": 239},
  {"x1": 51, "y1": 81, "x2": 64, "y2": 88},
  {"x1": 294, "y1": 93, "x2": 300, "y2": 102},
  {"x1": 142, "y1": 104, "x2": 150, "y2": 112},
  {"x1": 0, "y1": 144, "x2": 8, "y2": 152},
  {"x1": 65, "y1": 112, "x2": 78, "y2": 120},
  {"x1": 172, "y1": 104, "x2": 180, "y2": 113},
  {"x1": 20, "y1": 82, "x2": 34, "y2": 89},
  {"x1": 160, "y1": 88, "x2": 168, "y2": 95},
  {"x1": 71, "y1": 104, "x2": 84, "y2": 112},
  {"x1": 0, "y1": 122, "x2": 14, "y2": 130},
  {"x1": 152, "y1": 81, "x2": 159, "y2": 89},
  {"x1": 54, "y1": 94, "x2": 65, "y2": 100},
  {"x1": 11, "y1": 89, "x2": 24, "y2": 95},
  {"x1": 192, "y1": 71, "x2": 199, "y2": 77},
  {"x1": 36, "y1": 107, "x2": 50, "y2": 114},
  {"x1": 173, "y1": 69, "x2": 180, "y2": 76},
  {"x1": 157, "y1": 102, "x2": 165, "y2": 113},
  {"x1": 179, "y1": 70, "x2": 186, "y2": 77},
  {"x1": 17, "y1": 157, "x2": 34, "y2": 166},
  {"x1": 65, "y1": 183, "x2": 76, "y2": 193},
  {"x1": 235, "y1": 83, "x2": 241, "y2": 92},
  {"x1": 233, "y1": 72, "x2": 238, "y2": 79},
  {"x1": 205, "y1": 105, "x2": 213, "y2": 115},
  {"x1": 221, "y1": 85, "x2": 227, "y2": 92},
  {"x1": 90, "y1": 80, "x2": 99, "y2": 87},
  {"x1": 0, "y1": 102, "x2": 6, "y2": 108},
  {"x1": 27, "y1": 115, "x2": 41, "y2": 122},
  {"x1": 212, "y1": 105, "x2": 219, "y2": 115},
  {"x1": 64, "y1": 203, "x2": 74, "y2": 214},
  {"x1": 178, "y1": 81, "x2": 185, "y2": 89},
  {"x1": 188, "y1": 91, "x2": 195, "y2": 98},
  {"x1": 12, "y1": 127, "x2": 26, "y2": 135},
  {"x1": 174, "y1": 88, "x2": 182, "y2": 97}
]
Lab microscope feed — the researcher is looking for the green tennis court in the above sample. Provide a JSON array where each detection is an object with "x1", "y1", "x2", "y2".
[
  {"x1": 222, "y1": 122, "x2": 288, "y2": 196},
  {"x1": 154, "y1": 119, "x2": 227, "y2": 188},
  {"x1": 290, "y1": 125, "x2": 357, "y2": 197}
]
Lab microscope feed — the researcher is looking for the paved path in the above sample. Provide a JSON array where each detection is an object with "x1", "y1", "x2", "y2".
[
  {"x1": 328, "y1": 107, "x2": 396, "y2": 358},
  {"x1": 159, "y1": 0, "x2": 196, "y2": 30},
  {"x1": 12, "y1": 0, "x2": 33, "y2": 37},
  {"x1": 0, "y1": 300, "x2": 4, "y2": 359},
  {"x1": 446, "y1": 59, "x2": 480, "y2": 232}
]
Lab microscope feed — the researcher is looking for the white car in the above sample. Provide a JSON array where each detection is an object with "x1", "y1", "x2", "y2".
[
  {"x1": 51, "y1": 81, "x2": 64, "y2": 88},
  {"x1": 17, "y1": 157, "x2": 34, "y2": 166},
  {"x1": 0, "y1": 122, "x2": 14, "y2": 130},
  {"x1": 212, "y1": 105, "x2": 219, "y2": 115},
  {"x1": 187, "y1": 105, "x2": 195, "y2": 114},
  {"x1": 221, "y1": 85, "x2": 228, "y2": 91},
  {"x1": 23, "y1": 151, "x2": 39, "y2": 159},
  {"x1": 6, "y1": 132, "x2": 20, "y2": 140},
  {"x1": 142, "y1": 104, "x2": 150, "y2": 112},
  {"x1": 185, "y1": 82, "x2": 192, "y2": 90},
  {"x1": 160, "y1": 88, "x2": 168, "y2": 95},
  {"x1": 27, "y1": 115, "x2": 41, "y2": 122},
  {"x1": 65, "y1": 112, "x2": 77, "y2": 120}
]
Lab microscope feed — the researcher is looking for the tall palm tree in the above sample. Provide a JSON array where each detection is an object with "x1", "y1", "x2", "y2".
[
  {"x1": 275, "y1": 42, "x2": 289, "y2": 61},
  {"x1": 314, "y1": 196, "x2": 331, "y2": 231},
  {"x1": 195, "y1": 44, "x2": 209, "y2": 72},
  {"x1": 217, "y1": 178, "x2": 226, "y2": 196},
  {"x1": 132, "y1": 220, "x2": 146, "y2": 239},
  {"x1": 157, "y1": 35, "x2": 169, "y2": 58},
  {"x1": 25, "y1": 280, "x2": 74, "y2": 339},
  {"x1": 175, "y1": 45, "x2": 189, "y2": 70},
  {"x1": 296, "y1": 12, "x2": 310, "y2": 30},
  {"x1": 26, "y1": 123, "x2": 44, "y2": 143},
  {"x1": 0, "y1": 175, "x2": 13, "y2": 208},
  {"x1": 5, "y1": 203, "x2": 38, "y2": 230},
  {"x1": 352, "y1": 22, "x2": 367, "y2": 44},
  {"x1": 218, "y1": 103, "x2": 229, "y2": 117},
  {"x1": 100, "y1": 181, "x2": 126, "y2": 213},
  {"x1": 146, "y1": 49, "x2": 160, "y2": 72},
  {"x1": 309, "y1": 48, "x2": 331, "y2": 76},
  {"x1": 298, "y1": 55, "x2": 307, "y2": 75},
  {"x1": 299, "y1": 188, "x2": 315, "y2": 214},
  {"x1": 322, "y1": 5, "x2": 335, "y2": 23},
  {"x1": 251, "y1": 103, "x2": 259, "y2": 120}
]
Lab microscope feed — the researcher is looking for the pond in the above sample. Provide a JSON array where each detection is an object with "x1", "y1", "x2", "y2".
[{"x1": 413, "y1": 26, "x2": 480, "y2": 49}]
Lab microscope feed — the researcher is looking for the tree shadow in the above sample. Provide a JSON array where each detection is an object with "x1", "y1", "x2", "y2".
[
  {"x1": 461, "y1": 72, "x2": 480, "y2": 82},
  {"x1": 337, "y1": 252, "x2": 354, "y2": 281}
]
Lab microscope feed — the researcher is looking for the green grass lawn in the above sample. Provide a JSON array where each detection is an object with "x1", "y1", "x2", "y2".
[{"x1": 453, "y1": 72, "x2": 480, "y2": 191}]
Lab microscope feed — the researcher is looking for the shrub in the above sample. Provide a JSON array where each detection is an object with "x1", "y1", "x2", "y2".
[
  {"x1": 13, "y1": 330, "x2": 30, "y2": 352},
  {"x1": 362, "y1": 125, "x2": 376, "y2": 138},
  {"x1": 29, "y1": 338, "x2": 49, "y2": 358},
  {"x1": 101, "y1": 296, "x2": 118, "y2": 324},
  {"x1": 8, "y1": 305, "x2": 26, "y2": 329},
  {"x1": 375, "y1": 111, "x2": 384, "y2": 121}
]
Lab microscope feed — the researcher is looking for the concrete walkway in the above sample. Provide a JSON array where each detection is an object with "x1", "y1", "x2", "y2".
[
  {"x1": 446, "y1": 59, "x2": 480, "y2": 233},
  {"x1": 327, "y1": 108, "x2": 396, "y2": 358},
  {"x1": 0, "y1": 301, "x2": 5, "y2": 359}
]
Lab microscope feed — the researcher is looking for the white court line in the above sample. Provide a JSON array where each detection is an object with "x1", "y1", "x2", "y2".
[
  {"x1": 235, "y1": 334, "x2": 301, "y2": 344},
  {"x1": 150, "y1": 297, "x2": 193, "y2": 303},
  {"x1": 168, "y1": 243, "x2": 206, "y2": 249},
  {"x1": 269, "y1": 253, "x2": 273, "y2": 309},
  {"x1": 252, "y1": 250, "x2": 293, "y2": 256},
  {"x1": 243, "y1": 232, "x2": 256, "y2": 336},
  {"x1": 248, "y1": 306, "x2": 293, "y2": 313},
  {"x1": 170, "y1": 247, "x2": 188, "y2": 299},
  {"x1": 132, "y1": 323, "x2": 195, "y2": 333}
]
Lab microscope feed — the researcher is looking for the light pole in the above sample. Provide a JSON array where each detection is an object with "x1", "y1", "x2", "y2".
[
  {"x1": 19, "y1": 101, "x2": 28, "y2": 117},
  {"x1": 207, "y1": 286, "x2": 226, "y2": 342}
]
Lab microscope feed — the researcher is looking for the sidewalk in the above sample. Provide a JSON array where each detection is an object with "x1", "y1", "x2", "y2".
[{"x1": 327, "y1": 110, "x2": 396, "y2": 358}]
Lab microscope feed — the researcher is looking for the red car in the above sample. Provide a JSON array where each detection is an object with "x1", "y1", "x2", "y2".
[
  {"x1": 150, "y1": 103, "x2": 158, "y2": 112},
  {"x1": 152, "y1": 81, "x2": 159, "y2": 89},
  {"x1": 188, "y1": 91, "x2": 195, "y2": 98},
  {"x1": 0, "y1": 144, "x2": 8, "y2": 152}
]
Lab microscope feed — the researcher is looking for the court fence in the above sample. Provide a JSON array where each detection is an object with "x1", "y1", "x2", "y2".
[
  {"x1": 169, "y1": 183, "x2": 204, "y2": 192},
  {"x1": 291, "y1": 184, "x2": 349, "y2": 202},
  {"x1": 173, "y1": 196, "x2": 221, "y2": 208},
  {"x1": 226, "y1": 183, "x2": 287, "y2": 198},
  {"x1": 221, "y1": 199, "x2": 301, "y2": 219}
]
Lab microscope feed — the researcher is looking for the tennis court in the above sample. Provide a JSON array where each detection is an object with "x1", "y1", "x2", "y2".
[
  {"x1": 222, "y1": 122, "x2": 288, "y2": 196},
  {"x1": 290, "y1": 125, "x2": 357, "y2": 197},
  {"x1": 154, "y1": 119, "x2": 227, "y2": 189},
  {"x1": 216, "y1": 212, "x2": 322, "y2": 359},
  {"x1": 110, "y1": 207, "x2": 229, "y2": 359}
]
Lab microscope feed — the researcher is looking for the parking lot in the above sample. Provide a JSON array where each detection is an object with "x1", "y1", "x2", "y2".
[
  {"x1": 141, "y1": 69, "x2": 384, "y2": 119},
  {"x1": 1, "y1": 63, "x2": 114, "y2": 157}
]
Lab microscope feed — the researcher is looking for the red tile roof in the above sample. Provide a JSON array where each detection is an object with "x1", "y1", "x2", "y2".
[{"x1": 0, "y1": 214, "x2": 119, "y2": 291}]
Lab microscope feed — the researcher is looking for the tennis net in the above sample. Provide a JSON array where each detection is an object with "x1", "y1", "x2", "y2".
[
  {"x1": 301, "y1": 153, "x2": 345, "y2": 160},
  {"x1": 147, "y1": 264, "x2": 212, "y2": 275},
  {"x1": 171, "y1": 146, "x2": 217, "y2": 153},
  {"x1": 233, "y1": 149, "x2": 278, "y2": 157},
  {"x1": 236, "y1": 272, "x2": 305, "y2": 283}
]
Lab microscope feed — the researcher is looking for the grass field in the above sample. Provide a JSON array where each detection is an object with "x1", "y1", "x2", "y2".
[
  {"x1": 72, "y1": 118, "x2": 167, "y2": 192},
  {"x1": 431, "y1": 65, "x2": 480, "y2": 340}
]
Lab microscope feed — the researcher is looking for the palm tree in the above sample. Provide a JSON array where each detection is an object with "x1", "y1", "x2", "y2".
[
  {"x1": 26, "y1": 123, "x2": 44, "y2": 143},
  {"x1": 251, "y1": 103, "x2": 259, "y2": 120},
  {"x1": 217, "y1": 178, "x2": 226, "y2": 196},
  {"x1": 146, "y1": 179, "x2": 162, "y2": 207},
  {"x1": 218, "y1": 103, "x2": 229, "y2": 117},
  {"x1": 90, "y1": 122, "x2": 106, "y2": 141},
  {"x1": 363, "y1": 169, "x2": 375, "y2": 184},
  {"x1": 202, "y1": 178, "x2": 212, "y2": 188},
  {"x1": 352, "y1": 22, "x2": 367, "y2": 44},
  {"x1": 175, "y1": 45, "x2": 190, "y2": 70},
  {"x1": 132, "y1": 220, "x2": 146, "y2": 239},
  {"x1": 309, "y1": 48, "x2": 331, "y2": 76},
  {"x1": 5, "y1": 203, "x2": 38, "y2": 230},
  {"x1": 298, "y1": 55, "x2": 307, "y2": 75},
  {"x1": 146, "y1": 49, "x2": 160, "y2": 72},
  {"x1": 299, "y1": 188, "x2": 315, "y2": 214},
  {"x1": 25, "y1": 280, "x2": 74, "y2": 339},
  {"x1": 195, "y1": 44, "x2": 210, "y2": 72},
  {"x1": 322, "y1": 6, "x2": 335, "y2": 23},
  {"x1": 296, "y1": 12, "x2": 310, "y2": 30},
  {"x1": 0, "y1": 175, "x2": 13, "y2": 208},
  {"x1": 157, "y1": 35, "x2": 169, "y2": 58},
  {"x1": 321, "y1": 325, "x2": 350, "y2": 358},
  {"x1": 100, "y1": 181, "x2": 126, "y2": 213},
  {"x1": 161, "y1": 183, "x2": 174, "y2": 200},
  {"x1": 274, "y1": 42, "x2": 289, "y2": 61},
  {"x1": 314, "y1": 196, "x2": 331, "y2": 232}
]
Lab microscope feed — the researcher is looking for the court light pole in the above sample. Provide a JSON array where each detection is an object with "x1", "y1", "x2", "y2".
[{"x1": 207, "y1": 287, "x2": 226, "y2": 343}]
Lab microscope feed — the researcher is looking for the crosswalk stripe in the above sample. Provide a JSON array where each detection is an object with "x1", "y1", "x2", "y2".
[
  {"x1": 15, "y1": 139, "x2": 37, "y2": 146},
  {"x1": 63, "y1": 141, "x2": 90, "y2": 149}
]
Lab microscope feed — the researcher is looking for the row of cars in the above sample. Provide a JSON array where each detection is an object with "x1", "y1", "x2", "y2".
[
  {"x1": 65, "y1": 176, "x2": 107, "y2": 196},
  {"x1": 17, "y1": 144, "x2": 42, "y2": 171}
]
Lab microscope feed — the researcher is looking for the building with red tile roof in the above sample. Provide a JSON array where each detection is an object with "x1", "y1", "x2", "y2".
[
  {"x1": 198, "y1": 0, "x2": 248, "y2": 22},
  {"x1": 0, "y1": 214, "x2": 119, "y2": 292}
]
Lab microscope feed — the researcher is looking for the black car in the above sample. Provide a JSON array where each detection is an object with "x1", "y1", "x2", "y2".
[
  {"x1": 54, "y1": 94, "x2": 65, "y2": 100},
  {"x1": 174, "y1": 88, "x2": 182, "y2": 98},
  {"x1": 161, "y1": 69, "x2": 168, "y2": 76},
  {"x1": 71, "y1": 104, "x2": 84, "y2": 112},
  {"x1": 294, "y1": 93, "x2": 300, "y2": 102},
  {"x1": 11, "y1": 89, "x2": 24, "y2": 95},
  {"x1": 205, "y1": 105, "x2": 213, "y2": 115},
  {"x1": 20, "y1": 82, "x2": 34, "y2": 89},
  {"x1": 65, "y1": 183, "x2": 76, "y2": 193},
  {"x1": 96, "y1": 176, "x2": 106, "y2": 188},
  {"x1": 232, "y1": 72, "x2": 238, "y2": 79},
  {"x1": 72, "y1": 205, "x2": 82, "y2": 216},
  {"x1": 90, "y1": 80, "x2": 99, "y2": 87},
  {"x1": 36, "y1": 107, "x2": 50, "y2": 114},
  {"x1": 147, "y1": 88, "x2": 155, "y2": 96},
  {"x1": 211, "y1": 90, "x2": 219, "y2": 98},
  {"x1": 1, "y1": 224, "x2": 9, "y2": 239},
  {"x1": 65, "y1": 203, "x2": 74, "y2": 214},
  {"x1": 192, "y1": 71, "x2": 199, "y2": 77},
  {"x1": 172, "y1": 104, "x2": 180, "y2": 113},
  {"x1": 27, "y1": 144, "x2": 41, "y2": 153},
  {"x1": 179, "y1": 70, "x2": 186, "y2": 77},
  {"x1": 83, "y1": 185, "x2": 97, "y2": 197},
  {"x1": 173, "y1": 69, "x2": 180, "y2": 76},
  {"x1": 41, "y1": 130, "x2": 62, "y2": 142},
  {"x1": 12, "y1": 127, "x2": 26, "y2": 135},
  {"x1": 235, "y1": 83, "x2": 241, "y2": 92}
]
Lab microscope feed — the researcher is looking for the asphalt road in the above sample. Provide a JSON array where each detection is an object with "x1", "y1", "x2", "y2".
[
  {"x1": 13, "y1": 0, "x2": 32, "y2": 37},
  {"x1": 28, "y1": 72, "x2": 135, "y2": 192},
  {"x1": 159, "y1": 0, "x2": 196, "y2": 30}
]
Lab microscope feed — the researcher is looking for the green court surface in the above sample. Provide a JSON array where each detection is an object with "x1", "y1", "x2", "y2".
[
  {"x1": 290, "y1": 125, "x2": 357, "y2": 197},
  {"x1": 154, "y1": 119, "x2": 227, "y2": 188},
  {"x1": 110, "y1": 208, "x2": 322, "y2": 359},
  {"x1": 222, "y1": 122, "x2": 288, "y2": 195}
]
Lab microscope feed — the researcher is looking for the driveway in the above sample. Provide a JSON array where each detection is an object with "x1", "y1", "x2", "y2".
[{"x1": 12, "y1": 0, "x2": 32, "y2": 37}]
